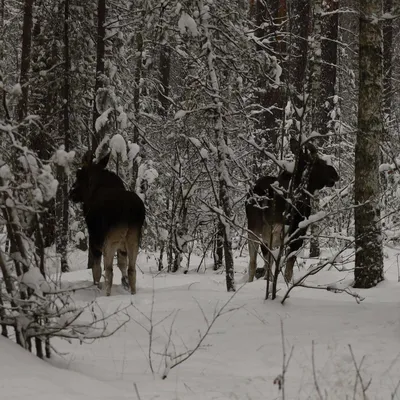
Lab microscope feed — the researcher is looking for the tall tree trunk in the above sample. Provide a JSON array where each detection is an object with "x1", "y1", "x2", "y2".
[
  {"x1": 0, "y1": 0, "x2": 6, "y2": 121},
  {"x1": 382, "y1": 0, "x2": 393, "y2": 123},
  {"x1": 309, "y1": 0, "x2": 322, "y2": 258},
  {"x1": 253, "y1": 0, "x2": 286, "y2": 167},
  {"x1": 131, "y1": 31, "x2": 143, "y2": 188},
  {"x1": 201, "y1": 0, "x2": 235, "y2": 292},
  {"x1": 159, "y1": 38, "x2": 171, "y2": 115},
  {"x1": 56, "y1": 0, "x2": 70, "y2": 273},
  {"x1": 288, "y1": 0, "x2": 310, "y2": 103},
  {"x1": 320, "y1": 0, "x2": 339, "y2": 135},
  {"x1": 92, "y1": 0, "x2": 106, "y2": 150},
  {"x1": 353, "y1": 0, "x2": 384, "y2": 288},
  {"x1": 309, "y1": 0, "x2": 339, "y2": 258},
  {"x1": 17, "y1": 0, "x2": 34, "y2": 121},
  {"x1": 213, "y1": 221, "x2": 224, "y2": 271}
]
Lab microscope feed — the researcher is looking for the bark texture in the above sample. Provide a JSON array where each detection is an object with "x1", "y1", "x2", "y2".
[
  {"x1": 354, "y1": 0, "x2": 384, "y2": 288},
  {"x1": 17, "y1": 0, "x2": 34, "y2": 121},
  {"x1": 92, "y1": 0, "x2": 106, "y2": 150}
]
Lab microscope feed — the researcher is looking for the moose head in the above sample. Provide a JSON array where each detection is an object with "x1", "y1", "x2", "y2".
[
  {"x1": 69, "y1": 151, "x2": 123, "y2": 204},
  {"x1": 289, "y1": 138, "x2": 339, "y2": 192}
]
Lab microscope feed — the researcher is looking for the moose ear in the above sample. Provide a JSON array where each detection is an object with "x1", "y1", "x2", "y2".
[
  {"x1": 289, "y1": 138, "x2": 300, "y2": 154},
  {"x1": 96, "y1": 152, "x2": 111, "y2": 169},
  {"x1": 305, "y1": 142, "x2": 318, "y2": 158},
  {"x1": 82, "y1": 150, "x2": 94, "y2": 167}
]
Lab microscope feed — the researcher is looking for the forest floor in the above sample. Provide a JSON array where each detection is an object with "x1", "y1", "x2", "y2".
[{"x1": 2, "y1": 245, "x2": 400, "y2": 400}]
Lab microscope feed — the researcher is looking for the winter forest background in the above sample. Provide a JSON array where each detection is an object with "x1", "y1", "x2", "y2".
[{"x1": 1, "y1": 0, "x2": 400, "y2": 399}]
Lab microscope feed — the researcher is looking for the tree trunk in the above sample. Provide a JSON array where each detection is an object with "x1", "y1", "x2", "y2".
[
  {"x1": 320, "y1": 0, "x2": 339, "y2": 135},
  {"x1": 92, "y1": 0, "x2": 106, "y2": 150},
  {"x1": 0, "y1": 0, "x2": 6, "y2": 121},
  {"x1": 131, "y1": 31, "x2": 143, "y2": 188},
  {"x1": 288, "y1": 0, "x2": 310, "y2": 101},
  {"x1": 17, "y1": 0, "x2": 34, "y2": 121},
  {"x1": 200, "y1": 0, "x2": 235, "y2": 291},
  {"x1": 159, "y1": 41, "x2": 171, "y2": 115},
  {"x1": 353, "y1": 0, "x2": 384, "y2": 288},
  {"x1": 213, "y1": 221, "x2": 224, "y2": 271},
  {"x1": 308, "y1": 0, "x2": 322, "y2": 258},
  {"x1": 56, "y1": 0, "x2": 71, "y2": 273},
  {"x1": 253, "y1": 0, "x2": 286, "y2": 160},
  {"x1": 382, "y1": 0, "x2": 393, "y2": 122}
]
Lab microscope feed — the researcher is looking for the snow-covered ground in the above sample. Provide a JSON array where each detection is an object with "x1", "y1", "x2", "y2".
[{"x1": 2, "y1": 246, "x2": 400, "y2": 399}]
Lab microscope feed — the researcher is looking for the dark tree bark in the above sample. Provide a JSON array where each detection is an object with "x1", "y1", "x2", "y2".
[
  {"x1": 17, "y1": 0, "x2": 34, "y2": 121},
  {"x1": 213, "y1": 221, "x2": 224, "y2": 271},
  {"x1": 382, "y1": 0, "x2": 393, "y2": 120},
  {"x1": 0, "y1": 0, "x2": 6, "y2": 121},
  {"x1": 92, "y1": 0, "x2": 106, "y2": 150},
  {"x1": 353, "y1": 0, "x2": 384, "y2": 288},
  {"x1": 309, "y1": 0, "x2": 322, "y2": 258},
  {"x1": 309, "y1": 0, "x2": 339, "y2": 258},
  {"x1": 288, "y1": 0, "x2": 310, "y2": 99},
  {"x1": 131, "y1": 31, "x2": 143, "y2": 188},
  {"x1": 159, "y1": 44, "x2": 171, "y2": 115},
  {"x1": 54, "y1": 0, "x2": 71, "y2": 273},
  {"x1": 55, "y1": 0, "x2": 71, "y2": 273}
]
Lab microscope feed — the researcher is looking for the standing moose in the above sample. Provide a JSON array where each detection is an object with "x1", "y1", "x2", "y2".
[
  {"x1": 70, "y1": 152, "x2": 145, "y2": 296},
  {"x1": 246, "y1": 139, "x2": 339, "y2": 283}
]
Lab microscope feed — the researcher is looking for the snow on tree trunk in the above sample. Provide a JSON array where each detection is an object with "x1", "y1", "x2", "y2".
[
  {"x1": 354, "y1": 0, "x2": 384, "y2": 288},
  {"x1": 200, "y1": 0, "x2": 235, "y2": 292}
]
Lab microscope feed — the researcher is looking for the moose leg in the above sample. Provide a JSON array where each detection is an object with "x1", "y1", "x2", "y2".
[
  {"x1": 117, "y1": 249, "x2": 129, "y2": 290},
  {"x1": 285, "y1": 256, "x2": 296, "y2": 283},
  {"x1": 259, "y1": 224, "x2": 276, "y2": 280},
  {"x1": 89, "y1": 240, "x2": 102, "y2": 286},
  {"x1": 248, "y1": 233, "x2": 259, "y2": 282},
  {"x1": 126, "y1": 228, "x2": 140, "y2": 295},
  {"x1": 260, "y1": 243, "x2": 273, "y2": 281},
  {"x1": 88, "y1": 242, "x2": 93, "y2": 269},
  {"x1": 103, "y1": 243, "x2": 118, "y2": 296},
  {"x1": 285, "y1": 231, "x2": 304, "y2": 283}
]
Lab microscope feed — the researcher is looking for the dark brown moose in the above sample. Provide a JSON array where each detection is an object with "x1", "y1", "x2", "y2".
[
  {"x1": 245, "y1": 139, "x2": 339, "y2": 283},
  {"x1": 70, "y1": 152, "x2": 145, "y2": 296}
]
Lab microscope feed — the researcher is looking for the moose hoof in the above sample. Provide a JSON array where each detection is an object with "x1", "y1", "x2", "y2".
[
  {"x1": 255, "y1": 268, "x2": 266, "y2": 280},
  {"x1": 121, "y1": 276, "x2": 130, "y2": 291},
  {"x1": 284, "y1": 274, "x2": 293, "y2": 284}
]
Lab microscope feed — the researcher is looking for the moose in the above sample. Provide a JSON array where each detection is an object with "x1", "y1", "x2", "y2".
[
  {"x1": 246, "y1": 139, "x2": 339, "y2": 283},
  {"x1": 70, "y1": 151, "x2": 145, "y2": 296}
]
